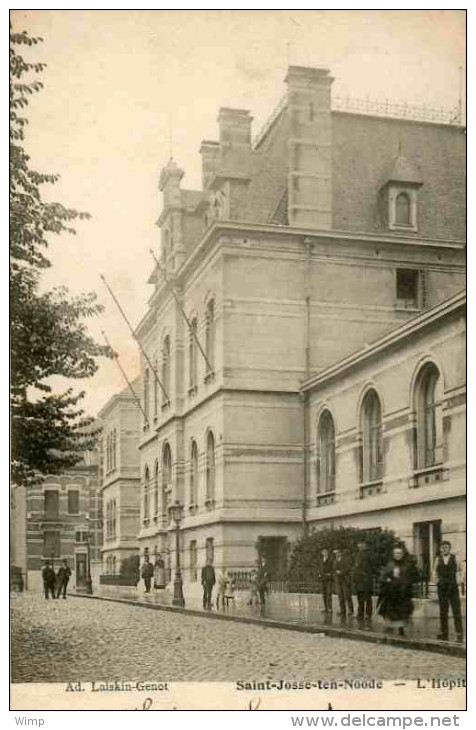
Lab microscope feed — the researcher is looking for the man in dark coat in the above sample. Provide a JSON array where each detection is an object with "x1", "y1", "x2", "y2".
[
  {"x1": 333, "y1": 549, "x2": 354, "y2": 618},
  {"x1": 56, "y1": 559, "x2": 72, "y2": 599},
  {"x1": 353, "y1": 542, "x2": 374, "y2": 621},
  {"x1": 42, "y1": 561, "x2": 57, "y2": 600},
  {"x1": 432, "y1": 541, "x2": 464, "y2": 642},
  {"x1": 201, "y1": 559, "x2": 216, "y2": 610},
  {"x1": 141, "y1": 556, "x2": 154, "y2": 593},
  {"x1": 319, "y1": 548, "x2": 334, "y2": 613}
]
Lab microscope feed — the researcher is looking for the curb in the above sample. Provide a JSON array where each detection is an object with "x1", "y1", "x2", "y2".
[{"x1": 71, "y1": 593, "x2": 466, "y2": 659}]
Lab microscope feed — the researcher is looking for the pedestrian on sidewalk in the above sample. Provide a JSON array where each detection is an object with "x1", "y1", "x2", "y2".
[
  {"x1": 141, "y1": 556, "x2": 154, "y2": 593},
  {"x1": 42, "y1": 561, "x2": 56, "y2": 600},
  {"x1": 377, "y1": 542, "x2": 418, "y2": 637},
  {"x1": 319, "y1": 548, "x2": 334, "y2": 614},
  {"x1": 56, "y1": 559, "x2": 71, "y2": 599},
  {"x1": 153, "y1": 553, "x2": 166, "y2": 590},
  {"x1": 432, "y1": 541, "x2": 464, "y2": 643},
  {"x1": 201, "y1": 559, "x2": 216, "y2": 610},
  {"x1": 216, "y1": 569, "x2": 227, "y2": 610},
  {"x1": 247, "y1": 568, "x2": 260, "y2": 606},
  {"x1": 333, "y1": 548, "x2": 354, "y2": 618},
  {"x1": 256, "y1": 562, "x2": 269, "y2": 606},
  {"x1": 353, "y1": 541, "x2": 374, "y2": 622},
  {"x1": 224, "y1": 571, "x2": 236, "y2": 608}
]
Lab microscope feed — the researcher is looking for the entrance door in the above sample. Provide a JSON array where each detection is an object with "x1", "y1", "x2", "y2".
[
  {"x1": 76, "y1": 553, "x2": 87, "y2": 588},
  {"x1": 413, "y1": 520, "x2": 442, "y2": 581},
  {"x1": 258, "y1": 537, "x2": 288, "y2": 581}
]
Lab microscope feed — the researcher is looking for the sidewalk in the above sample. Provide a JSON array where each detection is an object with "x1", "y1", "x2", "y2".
[{"x1": 78, "y1": 583, "x2": 466, "y2": 658}]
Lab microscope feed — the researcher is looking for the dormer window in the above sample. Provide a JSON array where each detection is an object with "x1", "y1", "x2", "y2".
[
  {"x1": 387, "y1": 185, "x2": 419, "y2": 232},
  {"x1": 379, "y1": 153, "x2": 423, "y2": 234}
]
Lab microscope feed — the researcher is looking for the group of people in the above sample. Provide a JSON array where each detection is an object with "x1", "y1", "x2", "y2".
[
  {"x1": 41, "y1": 559, "x2": 71, "y2": 599},
  {"x1": 317, "y1": 540, "x2": 464, "y2": 642},
  {"x1": 137, "y1": 539, "x2": 464, "y2": 643},
  {"x1": 200, "y1": 560, "x2": 269, "y2": 610},
  {"x1": 318, "y1": 543, "x2": 374, "y2": 621},
  {"x1": 140, "y1": 554, "x2": 166, "y2": 592}
]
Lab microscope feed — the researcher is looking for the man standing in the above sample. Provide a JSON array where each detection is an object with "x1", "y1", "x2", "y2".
[
  {"x1": 141, "y1": 555, "x2": 154, "y2": 593},
  {"x1": 201, "y1": 559, "x2": 216, "y2": 610},
  {"x1": 353, "y1": 542, "x2": 374, "y2": 622},
  {"x1": 319, "y1": 548, "x2": 334, "y2": 614},
  {"x1": 42, "y1": 561, "x2": 56, "y2": 600},
  {"x1": 432, "y1": 541, "x2": 464, "y2": 643},
  {"x1": 56, "y1": 559, "x2": 72, "y2": 599},
  {"x1": 333, "y1": 549, "x2": 354, "y2": 618}
]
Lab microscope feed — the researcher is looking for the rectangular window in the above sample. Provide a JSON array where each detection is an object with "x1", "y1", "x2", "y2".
[
  {"x1": 205, "y1": 537, "x2": 214, "y2": 565},
  {"x1": 43, "y1": 530, "x2": 60, "y2": 558},
  {"x1": 44, "y1": 490, "x2": 59, "y2": 517},
  {"x1": 396, "y1": 269, "x2": 419, "y2": 309},
  {"x1": 68, "y1": 490, "x2": 80, "y2": 515}
]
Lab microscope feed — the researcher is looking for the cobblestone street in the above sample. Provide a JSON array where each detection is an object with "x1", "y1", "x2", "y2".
[{"x1": 11, "y1": 593, "x2": 466, "y2": 684}]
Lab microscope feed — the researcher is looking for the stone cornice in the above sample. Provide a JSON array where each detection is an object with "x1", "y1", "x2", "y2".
[{"x1": 302, "y1": 289, "x2": 466, "y2": 393}]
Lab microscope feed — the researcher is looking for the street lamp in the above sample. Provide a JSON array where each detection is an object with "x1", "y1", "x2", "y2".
[
  {"x1": 171, "y1": 500, "x2": 185, "y2": 607},
  {"x1": 85, "y1": 532, "x2": 93, "y2": 595}
]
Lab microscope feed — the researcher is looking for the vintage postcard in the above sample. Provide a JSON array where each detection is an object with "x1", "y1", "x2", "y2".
[{"x1": 10, "y1": 9, "x2": 466, "y2": 714}]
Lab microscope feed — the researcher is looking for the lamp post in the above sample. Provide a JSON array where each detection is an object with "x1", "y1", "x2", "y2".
[
  {"x1": 85, "y1": 532, "x2": 93, "y2": 595},
  {"x1": 171, "y1": 500, "x2": 185, "y2": 607}
]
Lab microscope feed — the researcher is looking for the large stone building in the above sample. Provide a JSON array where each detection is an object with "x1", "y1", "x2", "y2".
[
  {"x1": 131, "y1": 65, "x2": 465, "y2": 585},
  {"x1": 11, "y1": 449, "x2": 102, "y2": 591}
]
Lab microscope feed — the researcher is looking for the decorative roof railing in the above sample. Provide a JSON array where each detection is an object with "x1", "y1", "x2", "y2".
[
  {"x1": 253, "y1": 94, "x2": 463, "y2": 148},
  {"x1": 332, "y1": 95, "x2": 463, "y2": 126}
]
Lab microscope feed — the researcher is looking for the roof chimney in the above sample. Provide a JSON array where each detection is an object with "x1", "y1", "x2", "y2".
[
  {"x1": 199, "y1": 140, "x2": 220, "y2": 189},
  {"x1": 217, "y1": 108, "x2": 253, "y2": 149},
  {"x1": 285, "y1": 66, "x2": 334, "y2": 229}
]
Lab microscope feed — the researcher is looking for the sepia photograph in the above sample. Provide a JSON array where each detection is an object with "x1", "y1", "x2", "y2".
[{"x1": 10, "y1": 9, "x2": 466, "y2": 713}]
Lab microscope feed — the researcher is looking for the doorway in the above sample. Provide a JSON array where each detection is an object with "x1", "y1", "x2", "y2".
[
  {"x1": 75, "y1": 553, "x2": 87, "y2": 588},
  {"x1": 257, "y1": 536, "x2": 288, "y2": 581},
  {"x1": 413, "y1": 520, "x2": 442, "y2": 581}
]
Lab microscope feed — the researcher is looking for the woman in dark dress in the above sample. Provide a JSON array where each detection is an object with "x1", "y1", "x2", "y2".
[{"x1": 377, "y1": 543, "x2": 418, "y2": 636}]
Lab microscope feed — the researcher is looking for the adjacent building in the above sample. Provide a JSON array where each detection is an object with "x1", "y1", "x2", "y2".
[
  {"x1": 11, "y1": 449, "x2": 102, "y2": 591},
  {"x1": 98, "y1": 380, "x2": 141, "y2": 575},
  {"x1": 131, "y1": 65, "x2": 465, "y2": 585},
  {"x1": 302, "y1": 290, "x2": 466, "y2": 581}
]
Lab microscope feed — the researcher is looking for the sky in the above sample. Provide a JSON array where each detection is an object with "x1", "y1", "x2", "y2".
[{"x1": 10, "y1": 9, "x2": 466, "y2": 418}]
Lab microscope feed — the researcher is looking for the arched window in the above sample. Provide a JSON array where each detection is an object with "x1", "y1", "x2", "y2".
[
  {"x1": 395, "y1": 192, "x2": 411, "y2": 226},
  {"x1": 144, "y1": 466, "x2": 150, "y2": 521},
  {"x1": 205, "y1": 300, "x2": 215, "y2": 374},
  {"x1": 317, "y1": 410, "x2": 336, "y2": 493},
  {"x1": 361, "y1": 390, "x2": 383, "y2": 483},
  {"x1": 112, "y1": 556, "x2": 116, "y2": 575},
  {"x1": 143, "y1": 368, "x2": 150, "y2": 425},
  {"x1": 416, "y1": 363, "x2": 443, "y2": 468},
  {"x1": 162, "y1": 336, "x2": 171, "y2": 405},
  {"x1": 189, "y1": 318, "x2": 198, "y2": 389},
  {"x1": 206, "y1": 431, "x2": 215, "y2": 502},
  {"x1": 154, "y1": 460, "x2": 159, "y2": 518},
  {"x1": 190, "y1": 440, "x2": 198, "y2": 505},
  {"x1": 162, "y1": 443, "x2": 172, "y2": 524}
]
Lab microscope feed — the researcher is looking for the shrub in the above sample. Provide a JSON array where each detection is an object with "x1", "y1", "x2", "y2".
[{"x1": 287, "y1": 526, "x2": 396, "y2": 590}]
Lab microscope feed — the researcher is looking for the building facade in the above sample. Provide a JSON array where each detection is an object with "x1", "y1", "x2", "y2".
[
  {"x1": 302, "y1": 291, "x2": 466, "y2": 580},
  {"x1": 133, "y1": 65, "x2": 465, "y2": 585},
  {"x1": 99, "y1": 381, "x2": 141, "y2": 575},
  {"x1": 11, "y1": 450, "x2": 102, "y2": 591}
]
